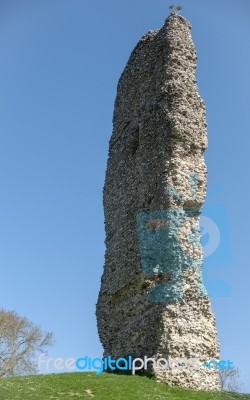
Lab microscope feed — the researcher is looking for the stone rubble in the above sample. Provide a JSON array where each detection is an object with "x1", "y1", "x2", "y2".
[{"x1": 96, "y1": 13, "x2": 221, "y2": 390}]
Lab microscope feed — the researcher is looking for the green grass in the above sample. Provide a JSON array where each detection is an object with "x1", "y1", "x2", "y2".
[{"x1": 0, "y1": 372, "x2": 249, "y2": 400}]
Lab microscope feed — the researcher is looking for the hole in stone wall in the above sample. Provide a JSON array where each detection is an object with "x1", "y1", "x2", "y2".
[
  {"x1": 129, "y1": 127, "x2": 140, "y2": 155},
  {"x1": 146, "y1": 219, "x2": 169, "y2": 232}
]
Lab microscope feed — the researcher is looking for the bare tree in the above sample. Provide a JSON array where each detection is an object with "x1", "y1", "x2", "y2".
[
  {"x1": 0, "y1": 308, "x2": 54, "y2": 377},
  {"x1": 219, "y1": 367, "x2": 243, "y2": 392},
  {"x1": 169, "y1": 4, "x2": 183, "y2": 13}
]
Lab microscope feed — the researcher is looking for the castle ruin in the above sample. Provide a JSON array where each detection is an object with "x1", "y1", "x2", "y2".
[{"x1": 96, "y1": 12, "x2": 221, "y2": 390}]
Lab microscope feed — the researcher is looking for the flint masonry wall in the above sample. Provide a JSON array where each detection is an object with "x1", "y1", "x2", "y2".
[{"x1": 96, "y1": 13, "x2": 221, "y2": 390}]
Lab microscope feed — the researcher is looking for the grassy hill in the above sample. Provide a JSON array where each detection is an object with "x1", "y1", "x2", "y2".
[{"x1": 0, "y1": 372, "x2": 249, "y2": 400}]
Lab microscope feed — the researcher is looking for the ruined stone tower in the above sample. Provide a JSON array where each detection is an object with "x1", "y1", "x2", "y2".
[{"x1": 96, "y1": 13, "x2": 221, "y2": 390}]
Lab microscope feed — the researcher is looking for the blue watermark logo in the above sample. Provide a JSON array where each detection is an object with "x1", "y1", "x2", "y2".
[
  {"x1": 136, "y1": 173, "x2": 232, "y2": 303},
  {"x1": 38, "y1": 354, "x2": 234, "y2": 375}
]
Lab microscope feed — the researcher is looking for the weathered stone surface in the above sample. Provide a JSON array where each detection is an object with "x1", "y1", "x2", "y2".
[{"x1": 96, "y1": 13, "x2": 221, "y2": 390}]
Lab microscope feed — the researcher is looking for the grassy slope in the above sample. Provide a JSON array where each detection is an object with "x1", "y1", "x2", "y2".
[{"x1": 0, "y1": 372, "x2": 249, "y2": 400}]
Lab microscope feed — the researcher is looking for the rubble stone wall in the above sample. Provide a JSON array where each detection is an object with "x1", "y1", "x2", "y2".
[{"x1": 96, "y1": 13, "x2": 221, "y2": 391}]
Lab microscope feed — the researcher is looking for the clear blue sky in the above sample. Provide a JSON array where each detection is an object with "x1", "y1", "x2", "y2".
[{"x1": 0, "y1": 0, "x2": 249, "y2": 393}]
